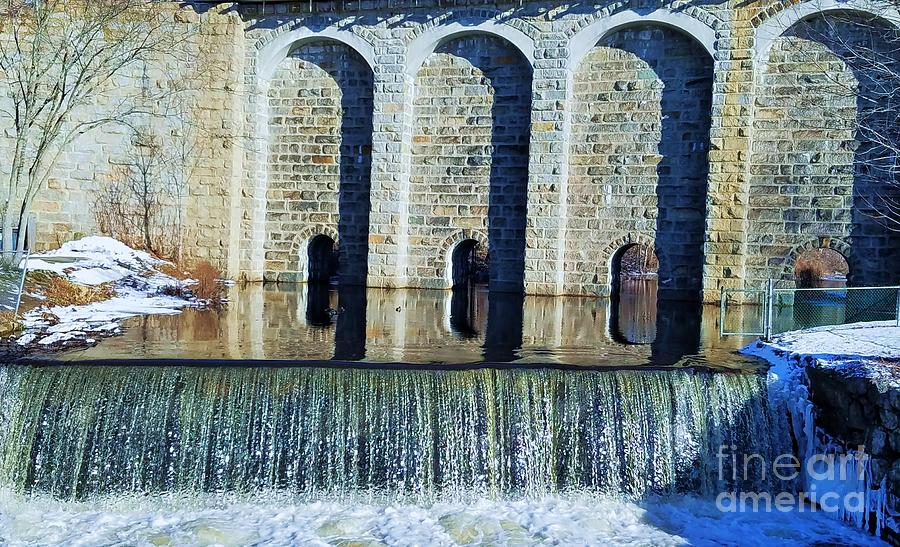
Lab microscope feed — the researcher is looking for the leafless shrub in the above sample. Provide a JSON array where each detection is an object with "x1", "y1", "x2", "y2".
[{"x1": 796, "y1": 256, "x2": 828, "y2": 288}]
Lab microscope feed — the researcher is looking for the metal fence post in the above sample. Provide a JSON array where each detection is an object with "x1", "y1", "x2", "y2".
[
  {"x1": 764, "y1": 279, "x2": 775, "y2": 341},
  {"x1": 719, "y1": 286, "x2": 726, "y2": 338},
  {"x1": 896, "y1": 288, "x2": 900, "y2": 327}
]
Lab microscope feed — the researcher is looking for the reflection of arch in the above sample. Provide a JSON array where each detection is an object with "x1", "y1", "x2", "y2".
[
  {"x1": 775, "y1": 237, "x2": 852, "y2": 282},
  {"x1": 568, "y1": 8, "x2": 717, "y2": 70},
  {"x1": 256, "y1": 24, "x2": 377, "y2": 81},
  {"x1": 441, "y1": 230, "x2": 488, "y2": 288},
  {"x1": 753, "y1": 0, "x2": 900, "y2": 64},
  {"x1": 405, "y1": 18, "x2": 536, "y2": 76}
]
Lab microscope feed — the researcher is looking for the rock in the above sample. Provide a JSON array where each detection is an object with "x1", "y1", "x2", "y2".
[
  {"x1": 881, "y1": 407, "x2": 899, "y2": 430},
  {"x1": 871, "y1": 457, "x2": 890, "y2": 482},
  {"x1": 846, "y1": 377, "x2": 871, "y2": 396},
  {"x1": 890, "y1": 460, "x2": 900, "y2": 497},
  {"x1": 889, "y1": 431, "x2": 900, "y2": 452},
  {"x1": 889, "y1": 390, "x2": 900, "y2": 411},
  {"x1": 869, "y1": 427, "x2": 887, "y2": 456}
]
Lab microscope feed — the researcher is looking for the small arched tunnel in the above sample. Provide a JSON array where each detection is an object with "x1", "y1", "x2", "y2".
[
  {"x1": 450, "y1": 238, "x2": 489, "y2": 289},
  {"x1": 793, "y1": 247, "x2": 850, "y2": 288},
  {"x1": 308, "y1": 234, "x2": 339, "y2": 284},
  {"x1": 609, "y1": 243, "x2": 659, "y2": 345}
]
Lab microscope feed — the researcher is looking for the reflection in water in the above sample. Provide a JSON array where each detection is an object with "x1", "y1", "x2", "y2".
[
  {"x1": 56, "y1": 284, "x2": 757, "y2": 369},
  {"x1": 483, "y1": 291, "x2": 524, "y2": 363},
  {"x1": 610, "y1": 278, "x2": 658, "y2": 345},
  {"x1": 333, "y1": 285, "x2": 367, "y2": 361},
  {"x1": 449, "y1": 285, "x2": 484, "y2": 338},
  {"x1": 305, "y1": 283, "x2": 336, "y2": 327}
]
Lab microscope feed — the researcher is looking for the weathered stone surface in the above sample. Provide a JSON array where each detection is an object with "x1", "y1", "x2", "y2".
[{"x1": 12, "y1": 0, "x2": 899, "y2": 299}]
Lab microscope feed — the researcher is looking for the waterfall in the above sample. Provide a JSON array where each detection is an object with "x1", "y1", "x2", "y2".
[{"x1": 0, "y1": 365, "x2": 792, "y2": 501}]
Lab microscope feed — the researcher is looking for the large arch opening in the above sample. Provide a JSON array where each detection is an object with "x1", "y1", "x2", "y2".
[
  {"x1": 408, "y1": 33, "x2": 532, "y2": 292},
  {"x1": 564, "y1": 24, "x2": 713, "y2": 300},
  {"x1": 750, "y1": 11, "x2": 900, "y2": 287},
  {"x1": 264, "y1": 39, "x2": 373, "y2": 285},
  {"x1": 609, "y1": 243, "x2": 658, "y2": 345}
]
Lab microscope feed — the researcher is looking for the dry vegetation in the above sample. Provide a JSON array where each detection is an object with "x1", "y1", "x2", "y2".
[
  {"x1": 43, "y1": 277, "x2": 116, "y2": 307},
  {"x1": 0, "y1": 311, "x2": 22, "y2": 337},
  {"x1": 795, "y1": 256, "x2": 828, "y2": 288},
  {"x1": 159, "y1": 259, "x2": 225, "y2": 305},
  {"x1": 188, "y1": 261, "x2": 224, "y2": 302}
]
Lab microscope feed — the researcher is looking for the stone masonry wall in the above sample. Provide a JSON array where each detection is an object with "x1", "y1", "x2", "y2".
[
  {"x1": 408, "y1": 36, "x2": 531, "y2": 292},
  {"x1": 564, "y1": 26, "x2": 713, "y2": 297},
  {"x1": 8, "y1": 0, "x2": 900, "y2": 301},
  {"x1": 264, "y1": 41, "x2": 373, "y2": 284},
  {"x1": 749, "y1": 13, "x2": 900, "y2": 287}
]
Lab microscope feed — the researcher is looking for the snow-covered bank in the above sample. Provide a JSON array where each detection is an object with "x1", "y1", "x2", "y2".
[
  {"x1": 746, "y1": 321, "x2": 900, "y2": 390},
  {"x1": 0, "y1": 490, "x2": 882, "y2": 547},
  {"x1": 14, "y1": 237, "x2": 211, "y2": 349},
  {"x1": 742, "y1": 322, "x2": 900, "y2": 540}
]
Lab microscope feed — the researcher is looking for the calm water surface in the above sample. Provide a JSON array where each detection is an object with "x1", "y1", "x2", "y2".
[{"x1": 53, "y1": 279, "x2": 759, "y2": 369}]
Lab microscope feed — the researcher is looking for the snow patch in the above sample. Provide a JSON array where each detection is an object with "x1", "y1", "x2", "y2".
[{"x1": 15, "y1": 237, "x2": 212, "y2": 349}]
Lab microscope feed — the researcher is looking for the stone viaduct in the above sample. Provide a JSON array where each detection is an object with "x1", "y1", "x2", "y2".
[{"x1": 27, "y1": 0, "x2": 900, "y2": 301}]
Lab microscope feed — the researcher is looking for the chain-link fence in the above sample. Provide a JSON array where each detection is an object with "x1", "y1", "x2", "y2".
[
  {"x1": 720, "y1": 281, "x2": 900, "y2": 339},
  {"x1": 719, "y1": 287, "x2": 767, "y2": 336},
  {"x1": 771, "y1": 285, "x2": 899, "y2": 336},
  {"x1": 0, "y1": 250, "x2": 29, "y2": 314}
]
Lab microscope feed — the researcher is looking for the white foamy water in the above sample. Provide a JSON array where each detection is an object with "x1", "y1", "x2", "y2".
[{"x1": 0, "y1": 491, "x2": 882, "y2": 546}]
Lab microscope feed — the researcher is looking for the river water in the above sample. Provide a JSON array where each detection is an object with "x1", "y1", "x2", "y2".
[
  {"x1": 0, "y1": 281, "x2": 885, "y2": 545},
  {"x1": 50, "y1": 281, "x2": 757, "y2": 369}
]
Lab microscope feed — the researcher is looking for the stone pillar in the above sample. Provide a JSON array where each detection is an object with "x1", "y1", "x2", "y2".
[
  {"x1": 367, "y1": 32, "x2": 412, "y2": 288},
  {"x1": 703, "y1": 12, "x2": 756, "y2": 303},
  {"x1": 239, "y1": 76, "x2": 270, "y2": 282},
  {"x1": 525, "y1": 27, "x2": 570, "y2": 296}
]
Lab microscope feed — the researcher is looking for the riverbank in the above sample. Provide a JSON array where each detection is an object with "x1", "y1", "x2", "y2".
[
  {"x1": 743, "y1": 321, "x2": 900, "y2": 541},
  {"x1": 7, "y1": 237, "x2": 219, "y2": 352}
]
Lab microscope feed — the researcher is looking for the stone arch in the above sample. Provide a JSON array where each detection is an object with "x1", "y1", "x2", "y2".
[
  {"x1": 598, "y1": 234, "x2": 662, "y2": 291},
  {"x1": 568, "y1": 8, "x2": 719, "y2": 69},
  {"x1": 440, "y1": 230, "x2": 489, "y2": 288},
  {"x1": 255, "y1": 22, "x2": 377, "y2": 81},
  {"x1": 286, "y1": 225, "x2": 341, "y2": 283},
  {"x1": 748, "y1": 9, "x2": 900, "y2": 287},
  {"x1": 405, "y1": 17, "x2": 536, "y2": 76},
  {"x1": 753, "y1": 0, "x2": 900, "y2": 65},
  {"x1": 263, "y1": 37, "x2": 374, "y2": 287},
  {"x1": 564, "y1": 22, "x2": 713, "y2": 300},
  {"x1": 775, "y1": 237, "x2": 852, "y2": 283},
  {"x1": 407, "y1": 32, "x2": 532, "y2": 293}
]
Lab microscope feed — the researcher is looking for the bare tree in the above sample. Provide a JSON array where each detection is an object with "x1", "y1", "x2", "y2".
[
  {"x1": 0, "y1": 0, "x2": 185, "y2": 254},
  {"x1": 94, "y1": 116, "x2": 195, "y2": 259},
  {"x1": 781, "y1": 6, "x2": 900, "y2": 231}
]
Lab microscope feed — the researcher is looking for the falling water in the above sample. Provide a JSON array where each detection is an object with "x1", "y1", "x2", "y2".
[{"x1": 0, "y1": 365, "x2": 792, "y2": 502}]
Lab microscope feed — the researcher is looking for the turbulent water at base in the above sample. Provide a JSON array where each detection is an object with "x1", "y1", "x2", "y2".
[{"x1": 0, "y1": 365, "x2": 791, "y2": 502}]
